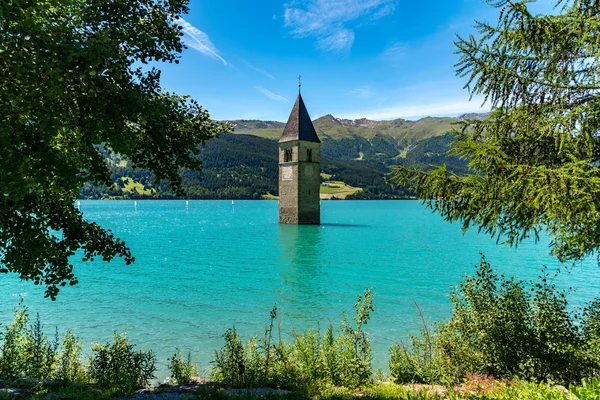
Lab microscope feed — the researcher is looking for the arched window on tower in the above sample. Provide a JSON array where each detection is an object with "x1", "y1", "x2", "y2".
[
  {"x1": 284, "y1": 149, "x2": 292, "y2": 162},
  {"x1": 307, "y1": 149, "x2": 313, "y2": 162}
]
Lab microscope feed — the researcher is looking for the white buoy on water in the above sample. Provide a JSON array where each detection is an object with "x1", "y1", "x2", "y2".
[
  {"x1": 186, "y1": 200, "x2": 189, "y2": 211},
  {"x1": 134, "y1": 201, "x2": 137, "y2": 211},
  {"x1": 76, "y1": 200, "x2": 81, "y2": 211}
]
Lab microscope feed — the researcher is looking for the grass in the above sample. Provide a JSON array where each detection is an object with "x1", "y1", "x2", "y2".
[
  {"x1": 320, "y1": 181, "x2": 362, "y2": 199},
  {"x1": 394, "y1": 146, "x2": 412, "y2": 159},
  {"x1": 120, "y1": 177, "x2": 154, "y2": 195},
  {"x1": 4, "y1": 379, "x2": 600, "y2": 400},
  {"x1": 313, "y1": 380, "x2": 594, "y2": 400},
  {"x1": 26, "y1": 383, "x2": 116, "y2": 400},
  {"x1": 320, "y1": 186, "x2": 341, "y2": 193},
  {"x1": 260, "y1": 180, "x2": 363, "y2": 200}
]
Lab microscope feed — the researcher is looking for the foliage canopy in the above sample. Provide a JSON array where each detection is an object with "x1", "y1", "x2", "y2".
[
  {"x1": 0, "y1": 0, "x2": 232, "y2": 298},
  {"x1": 392, "y1": 0, "x2": 600, "y2": 262}
]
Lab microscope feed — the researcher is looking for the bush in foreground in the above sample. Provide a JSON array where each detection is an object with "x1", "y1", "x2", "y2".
[
  {"x1": 89, "y1": 333, "x2": 156, "y2": 394},
  {"x1": 0, "y1": 304, "x2": 155, "y2": 395},
  {"x1": 2, "y1": 263, "x2": 600, "y2": 397},
  {"x1": 212, "y1": 289, "x2": 374, "y2": 392},
  {"x1": 168, "y1": 348, "x2": 198, "y2": 384},
  {"x1": 390, "y1": 256, "x2": 600, "y2": 385}
]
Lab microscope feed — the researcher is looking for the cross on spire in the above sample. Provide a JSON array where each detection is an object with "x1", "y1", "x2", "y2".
[{"x1": 298, "y1": 75, "x2": 301, "y2": 94}]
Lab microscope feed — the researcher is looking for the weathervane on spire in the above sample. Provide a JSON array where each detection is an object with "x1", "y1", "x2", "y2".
[{"x1": 298, "y1": 75, "x2": 301, "y2": 94}]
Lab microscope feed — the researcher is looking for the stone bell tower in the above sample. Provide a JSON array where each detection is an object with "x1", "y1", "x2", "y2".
[{"x1": 278, "y1": 92, "x2": 321, "y2": 225}]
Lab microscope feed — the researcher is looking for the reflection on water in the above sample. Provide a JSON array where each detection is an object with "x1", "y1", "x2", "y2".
[
  {"x1": 319, "y1": 223, "x2": 370, "y2": 228},
  {"x1": 276, "y1": 224, "x2": 327, "y2": 323}
]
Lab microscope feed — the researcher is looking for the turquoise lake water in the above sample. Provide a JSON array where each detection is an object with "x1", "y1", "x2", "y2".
[{"x1": 1, "y1": 200, "x2": 600, "y2": 379}]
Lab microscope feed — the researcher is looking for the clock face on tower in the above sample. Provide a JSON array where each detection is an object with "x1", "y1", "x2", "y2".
[
  {"x1": 305, "y1": 164, "x2": 314, "y2": 177},
  {"x1": 282, "y1": 166, "x2": 293, "y2": 181}
]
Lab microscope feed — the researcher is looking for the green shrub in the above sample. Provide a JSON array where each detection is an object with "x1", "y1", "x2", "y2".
[
  {"x1": 570, "y1": 378, "x2": 600, "y2": 399},
  {"x1": 389, "y1": 301, "x2": 456, "y2": 386},
  {"x1": 0, "y1": 305, "x2": 155, "y2": 394},
  {"x1": 292, "y1": 326, "x2": 321, "y2": 385},
  {"x1": 389, "y1": 336, "x2": 441, "y2": 385},
  {"x1": 212, "y1": 290, "x2": 375, "y2": 392},
  {"x1": 89, "y1": 333, "x2": 156, "y2": 394},
  {"x1": 22, "y1": 313, "x2": 59, "y2": 380},
  {"x1": 212, "y1": 327, "x2": 275, "y2": 388},
  {"x1": 0, "y1": 305, "x2": 59, "y2": 380},
  {"x1": 0, "y1": 302, "x2": 29, "y2": 379},
  {"x1": 335, "y1": 288, "x2": 374, "y2": 387},
  {"x1": 54, "y1": 330, "x2": 86, "y2": 382},
  {"x1": 390, "y1": 256, "x2": 600, "y2": 385},
  {"x1": 212, "y1": 327, "x2": 252, "y2": 387},
  {"x1": 168, "y1": 348, "x2": 198, "y2": 384},
  {"x1": 484, "y1": 379, "x2": 572, "y2": 400},
  {"x1": 289, "y1": 289, "x2": 373, "y2": 389},
  {"x1": 319, "y1": 324, "x2": 338, "y2": 384}
]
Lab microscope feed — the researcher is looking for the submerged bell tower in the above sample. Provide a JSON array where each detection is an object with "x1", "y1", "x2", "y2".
[{"x1": 278, "y1": 84, "x2": 321, "y2": 225}]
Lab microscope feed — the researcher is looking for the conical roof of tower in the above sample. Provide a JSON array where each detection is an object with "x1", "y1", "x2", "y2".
[{"x1": 279, "y1": 94, "x2": 321, "y2": 143}]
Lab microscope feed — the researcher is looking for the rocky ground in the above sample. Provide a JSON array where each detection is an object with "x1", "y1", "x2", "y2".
[
  {"x1": 0, "y1": 377, "x2": 292, "y2": 399},
  {"x1": 117, "y1": 378, "x2": 290, "y2": 400}
]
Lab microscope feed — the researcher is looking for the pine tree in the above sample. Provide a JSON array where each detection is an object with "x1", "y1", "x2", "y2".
[{"x1": 393, "y1": 0, "x2": 600, "y2": 262}]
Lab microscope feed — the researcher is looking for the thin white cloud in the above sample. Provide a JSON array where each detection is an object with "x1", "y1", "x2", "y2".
[
  {"x1": 318, "y1": 28, "x2": 354, "y2": 52},
  {"x1": 174, "y1": 18, "x2": 227, "y2": 65},
  {"x1": 348, "y1": 85, "x2": 375, "y2": 99},
  {"x1": 244, "y1": 61, "x2": 276, "y2": 80},
  {"x1": 381, "y1": 41, "x2": 407, "y2": 59},
  {"x1": 338, "y1": 99, "x2": 488, "y2": 120},
  {"x1": 256, "y1": 87, "x2": 290, "y2": 103},
  {"x1": 284, "y1": 0, "x2": 396, "y2": 52}
]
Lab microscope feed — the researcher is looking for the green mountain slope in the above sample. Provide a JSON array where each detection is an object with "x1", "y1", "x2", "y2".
[
  {"x1": 81, "y1": 113, "x2": 482, "y2": 200},
  {"x1": 230, "y1": 113, "x2": 482, "y2": 165}
]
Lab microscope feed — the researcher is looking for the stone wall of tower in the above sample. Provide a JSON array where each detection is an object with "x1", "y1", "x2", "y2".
[
  {"x1": 278, "y1": 141, "x2": 299, "y2": 224},
  {"x1": 278, "y1": 140, "x2": 320, "y2": 224},
  {"x1": 297, "y1": 141, "x2": 320, "y2": 224}
]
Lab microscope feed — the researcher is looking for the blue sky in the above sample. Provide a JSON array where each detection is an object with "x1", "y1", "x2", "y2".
[{"x1": 158, "y1": 0, "x2": 554, "y2": 122}]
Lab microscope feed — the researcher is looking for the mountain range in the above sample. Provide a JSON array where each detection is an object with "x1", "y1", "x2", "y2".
[
  {"x1": 231, "y1": 112, "x2": 487, "y2": 164},
  {"x1": 80, "y1": 113, "x2": 486, "y2": 200}
]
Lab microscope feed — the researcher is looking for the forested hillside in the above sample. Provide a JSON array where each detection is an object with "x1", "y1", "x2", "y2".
[{"x1": 80, "y1": 114, "x2": 478, "y2": 200}]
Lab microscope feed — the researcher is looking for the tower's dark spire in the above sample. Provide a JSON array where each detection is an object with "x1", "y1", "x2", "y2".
[{"x1": 279, "y1": 93, "x2": 321, "y2": 143}]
